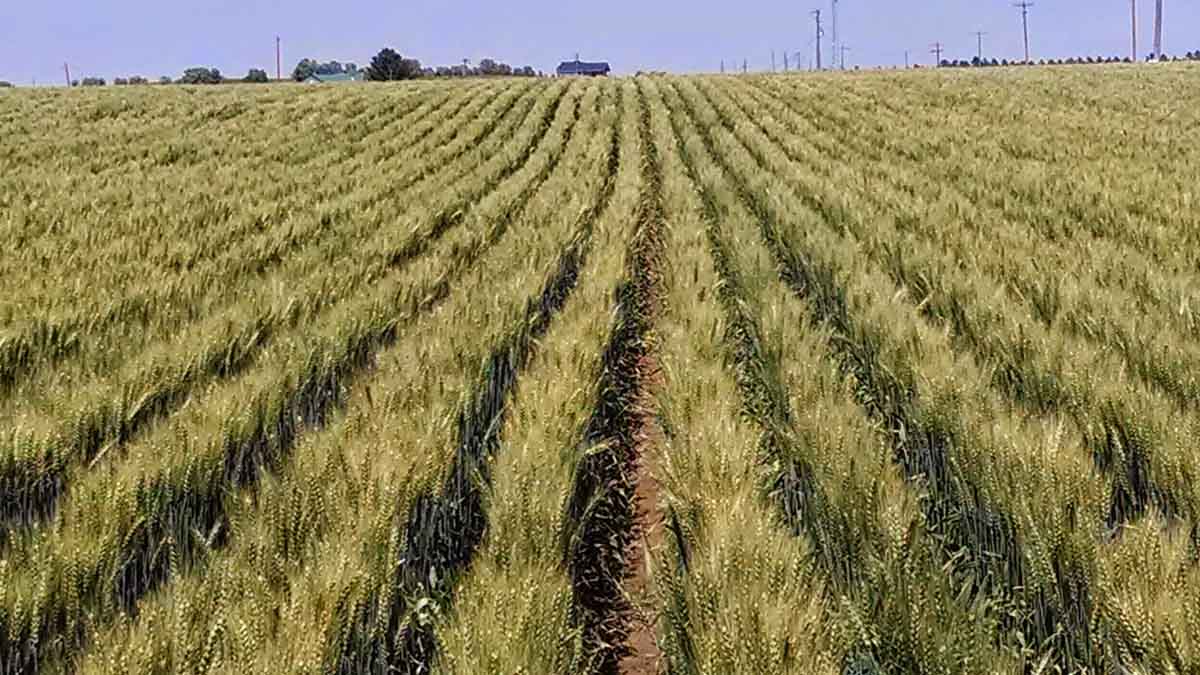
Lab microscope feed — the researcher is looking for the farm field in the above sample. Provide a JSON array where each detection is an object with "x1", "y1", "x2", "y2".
[{"x1": 1, "y1": 65, "x2": 1200, "y2": 674}]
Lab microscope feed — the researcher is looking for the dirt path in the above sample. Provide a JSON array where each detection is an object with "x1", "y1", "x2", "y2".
[{"x1": 618, "y1": 353, "x2": 666, "y2": 675}]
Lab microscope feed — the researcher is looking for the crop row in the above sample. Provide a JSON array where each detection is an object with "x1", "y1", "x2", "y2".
[
  {"x1": 709, "y1": 78, "x2": 1200, "y2": 532},
  {"x1": 654, "y1": 76, "x2": 1020, "y2": 673},
  {"x1": 683, "y1": 74, "x2": 1200, "y2": 671},
  {"x1": 0, "y1": 80, "x2": 562, "y2": 543},
  {"x1": 0, "y1": 80, "x2": 504, "y2": 393},
  {"x1": 75, "y1": 77, "x2": 622, "y2": 675}
]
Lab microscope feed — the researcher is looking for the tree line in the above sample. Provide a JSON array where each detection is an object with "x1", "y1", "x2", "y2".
[
  {"x1": 935, "y1": 51, "x2": 1200, "y2": 69},
  {"x1": 49, "y1": 46, "x2": 538, "y2": 88},
  {"x1": 291, "y1": 48, "x2": 539, "y2": 81}
]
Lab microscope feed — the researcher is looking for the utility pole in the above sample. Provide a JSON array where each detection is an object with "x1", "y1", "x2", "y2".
[
  {"x1": 276, "y1": 36, "x2": 282, "y2": 81},
  {"x1": 812, "y1": 9, "x2": 823, "y2": 70},
  {"x1": 1131, "y1": 0, "x2": 1138, "y2": 61},
  {"x1": 904, "y1": 49, "x2": 910, "y2": 68},
  {"x1": 772, "y1": 49, "x2": 777, "y2": 72},
  {"x1": 1014, "y1": 1, "x2": 1034, "y2": 63},
  {"x1": 839, "y1": 46, "x2": 851, "y2": 69},
  {"x1": 972, "y1": 31, "x2": 988, "y2": 62},
  {"x1": 721, "y1": 59, "x2": 725, "y2": 74},
  {"x1": 1153, "y1": 0, "x2": 1163, "y2": 58},
  {"x1": 831, "y1": 0, "x2": 839, "y2": 69},
  {"x1": 931, "y1": 42, "x2": 944, "y2": 67},
  {"x1": 743, "y1": 58, "x2": 748, "y2": 74},
  {"x1": 783, "y1": 51, "x2": 790, "y2": 71},
  {"x1": 63, "y1": 62, "x2": 71, "y2": 87}
]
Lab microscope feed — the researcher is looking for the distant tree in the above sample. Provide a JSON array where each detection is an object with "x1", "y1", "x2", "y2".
[
  {"x1": 70, "y1": 79, "x2": 80, "y2": 87},
  {"x1": 1159, "y1": 53, "x2": 1170, "y2": 62},
  {"x1": 315, "y1": 60, "x2": 344, "y2": 75},
  {"x1": 244, "y1": 68, "x2": 269, "y2": 83},
  {"x1": 516, "y1": 66, "x2": 537, "y2": 77},
  {"x1": 81, "y1": 77, "x2": 106, "y2": 86},
  {"x1": 292, "y1": 58, "x2": 318, "y2": 81},
  {"x1": 477, "y1": 58, "x2": 514, "y2": 76},
  {"x1": 367, "y1": 48, "x2": 421, "y2": 81},
  {"x1": 114, "y1": 77, "x2": 129, "y2": 85},
  {"x1": 0, "y1": 81, "x2": 12, "y2": 88},
  {"x1": 128, "y1": 76, "x2": 148, "y2": 85},
  {"x1": 180, "y1": 67, "x2": 222, "y2": 84},
  {"x1": 158, "y1": 76, "x2": 173, "y2": 84}
]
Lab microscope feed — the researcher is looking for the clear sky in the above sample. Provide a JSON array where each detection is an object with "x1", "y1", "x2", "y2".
[{"x1": 1, "y1": 1, "x2": 1198, "y2": 84}]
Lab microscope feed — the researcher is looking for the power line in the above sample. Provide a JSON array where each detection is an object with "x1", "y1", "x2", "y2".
[{"x1": 1014, "y1": 1, "x2": 1034, "y2": 63}]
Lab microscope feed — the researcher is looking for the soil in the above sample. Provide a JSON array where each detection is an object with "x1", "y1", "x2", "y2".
[{"x1": 616, "y1": 351, "x2": 666, "y2": 675}]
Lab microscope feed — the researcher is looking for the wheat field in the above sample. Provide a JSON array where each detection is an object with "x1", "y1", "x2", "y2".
[{"x1": 2, "y1": 65, "x2": 1200, "y2": 674}]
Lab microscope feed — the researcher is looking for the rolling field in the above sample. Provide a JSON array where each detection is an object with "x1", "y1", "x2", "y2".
[{"x1": 1, "y1": 65, "x2": 1199, "y2": 674}]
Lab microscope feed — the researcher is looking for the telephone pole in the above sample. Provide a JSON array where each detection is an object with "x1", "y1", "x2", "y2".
[
  {"x1": 1014, "y1": 1, "x2": 1034, "y2": 63},
  {"x1": 972, "y1": 31, "x2": 988, "y2": 62},
  {"x1": 743, "y1": 58, "x2": 748, "y2": 74},
  {"x1": 839, "y1": 46, "x2": 851, "y2": 69},
  {"x1": 931, "y1": 42, "x2": 944, "y2": 67},
  {"x1": 1131, "y1": 0, "x2": 1138, "y2": 61},
  {"x1": 812, "y1": 9, "x2": 823, "y2": 70},
  {"x1": 831, "y1": 0, "x2": 839, "y2": 69},
  {"x1": 783, "y1": 51, "x2": 790, "y2": 70},
  {"x1": 904, "y1": 50, "x2": 910, "y2": 68},
  {"x1": 276, "y1": 36, "x2": 282, "y2": 81},
  {"x1": 772, "y1": 49, "x2": 777, "y2": 72},
  {"x1": 1153, "y1": 0, "x2": 1163, "y2": 57}
]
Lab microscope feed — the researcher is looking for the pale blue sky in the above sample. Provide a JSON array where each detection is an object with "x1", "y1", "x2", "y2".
[{"x1": 1, "y1": 1, "x2": 1197, "y2": 84}]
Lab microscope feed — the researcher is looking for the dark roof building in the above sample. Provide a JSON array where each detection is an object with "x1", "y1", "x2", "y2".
[{"x1": 556, "y1": 59, "x2": 611, "y2": 77}]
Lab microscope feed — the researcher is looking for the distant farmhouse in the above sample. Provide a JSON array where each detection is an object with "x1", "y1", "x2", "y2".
[
  {"x1": 556, "y1": 59, "x2": 611, "y2": 77},
  {"x1": 303, "y1": 72, "x2": 366, "y2": 84}
]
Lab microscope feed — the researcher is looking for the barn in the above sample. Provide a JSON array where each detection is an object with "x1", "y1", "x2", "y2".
[{"x1": 556, "y1": 59, "x2": 611, "y2": 77}]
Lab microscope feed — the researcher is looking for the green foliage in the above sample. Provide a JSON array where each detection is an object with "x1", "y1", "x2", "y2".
[
  {"x1": 244, "y1": 68, "x2": 269, "y2": 83},
  {"x1": 367, "y1": 47, "x2": 421, "y2": 81},
  {"x1": 179, "y1": 67, "x2": 222, "y2": 84}
]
